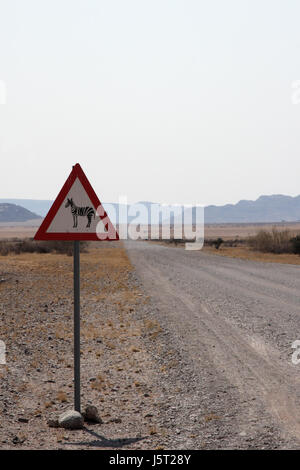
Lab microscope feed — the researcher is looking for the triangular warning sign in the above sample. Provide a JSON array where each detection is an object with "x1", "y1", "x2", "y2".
[{"x1": 34, "y1": 164, "x2": 119, "y2": 241}]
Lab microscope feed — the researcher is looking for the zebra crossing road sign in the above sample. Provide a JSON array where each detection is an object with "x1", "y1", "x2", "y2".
[
  {"x1": 34, "y1": 164, "x2": 119, "y2": 414},
  {"x1": 34, "y1": 163, "x2": 119, "y2": 241}
]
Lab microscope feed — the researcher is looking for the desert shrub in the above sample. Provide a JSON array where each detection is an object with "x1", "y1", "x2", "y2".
[
  {"x1": 204, "y1": 239, "x2": 215, "y2": 247},
  {"x1": 212, "y1": 237, "x2": 224, "y2": 250},
  {"x1": 0, "y1": 238, "x2": 89, "y2": 256},
  {"x1": 291, "y1": 235, "x2": 300, "y2": 255},
  {"x1": 248, "y1": 228, "x2": 293, "y2": 254},
  {"x1": 225, "y1": 238, "x2": 246, "y2": 247}
]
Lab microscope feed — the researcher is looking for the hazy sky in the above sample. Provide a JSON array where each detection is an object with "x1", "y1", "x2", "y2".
[{"x1": 1, "y1": 0, "x2": 300, "y2": 206}]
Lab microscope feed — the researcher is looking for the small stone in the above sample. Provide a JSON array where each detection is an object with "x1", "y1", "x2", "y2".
[
  {"x1": 83, "y1": 405, "x2": 102, "y2": 424},
  {"x1": 12, "y1": 435, "x2": 25, "y2": 445},
  {"x1": 47, "y1": 418, "x2": 60, "y2": 428},
  {"x1": 110, "y1": 417, "x2": 122, "y2": 424},
  {"x1": 58, "y1": 410, "x2": 84, "y2": 429},
  {"x1": 18, "y1": 417, "x2": 29, "y2": 423}
]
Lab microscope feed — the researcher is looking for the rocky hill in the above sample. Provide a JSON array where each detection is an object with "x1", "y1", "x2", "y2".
[
  {"x1": 0, "y1": 203, "x2": 41, "y2": 222},
  {"x1": 204, "y1": 195, "x2": 300, "y2": 223}
]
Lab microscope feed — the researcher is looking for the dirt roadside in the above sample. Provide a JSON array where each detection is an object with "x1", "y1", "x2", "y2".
[{"x1": 0, "y1": 242, "x2": 177, "y2": 449}]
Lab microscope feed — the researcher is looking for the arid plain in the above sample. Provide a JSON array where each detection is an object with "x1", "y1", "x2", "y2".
[{"x1": 1, "y1": 223, "x2": 300, "y2": 449}]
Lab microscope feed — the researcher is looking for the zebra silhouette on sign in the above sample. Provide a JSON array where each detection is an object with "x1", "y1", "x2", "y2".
[{"x1": 65, "y1": 197, "x2": 95, "y2": 228}]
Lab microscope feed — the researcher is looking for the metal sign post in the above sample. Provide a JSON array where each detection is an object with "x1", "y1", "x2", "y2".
[
  {"x1": 34, "y1": 164, "x2": 119, "y2": 415},
  {"x1": 73, "y1": 240, "x2": 80, "y2": 413}
]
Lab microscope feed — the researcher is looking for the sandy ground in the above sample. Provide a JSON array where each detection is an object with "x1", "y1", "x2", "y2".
[
  {"x1": 0, "y1": 242, "x2": 176, "y2": 449},
  {"x1": 0, "y1": 219, "x2": 42, "y2": 230},
  {"x1": 126, "y1": 240, "x2": 300, "y2": 449},
  {"x1": 0, "y1": 226, "x2": 39, "y2": 239},
  {"x1": 2, "y1": 221, "x2": 300, "y2": 241},
  {"x1": 204, "y1": 222, "x2": 300, "y2": 240},
  {"x1": 203, "y1": 245, "x2": 300, "y2": 265}
]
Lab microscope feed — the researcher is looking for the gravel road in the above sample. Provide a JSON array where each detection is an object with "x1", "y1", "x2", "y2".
[{"x1": 125, "y1": 240, "x2": 300, "y2": 449}]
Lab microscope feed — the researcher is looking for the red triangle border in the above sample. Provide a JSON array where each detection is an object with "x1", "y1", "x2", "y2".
[{"x1": 34, "y1": 163, "x2": 119, "y2": 241}]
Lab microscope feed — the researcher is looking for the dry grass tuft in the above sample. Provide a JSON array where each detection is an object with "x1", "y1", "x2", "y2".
[
  {"x1": 149, "y1": 426, "x2": 158, "y2": 435},
  {"x1": 204, "y1": 413, "x2": 220, "y2": 422},
  {"x1": 56, "y1": 391, "x2": 68, "y2": 403}
]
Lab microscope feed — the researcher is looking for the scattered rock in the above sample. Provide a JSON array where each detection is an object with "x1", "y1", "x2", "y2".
[
  {"x1": 12, "y1": 435, "x2": 25, "y2": 445},
  {"x1": 110, "y1": 417, "x2": 122, "y2": 424},
  {"x1": 47, "y1": 418, "x2": 60, "y2": 428},
  {"x1": 82, "y1": 405, "x2": 102, "y2": 424},
  {"x1": 18, "y1": 417, "x2": 29, "y2": 423},
  {"x1": 58, "y1": 410, "x2": 84, "y2": 429}
]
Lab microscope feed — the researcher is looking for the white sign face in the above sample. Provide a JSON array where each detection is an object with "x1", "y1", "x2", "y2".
[{"x1": 46, "y1": 178, "x2": 107, "y2": 234}]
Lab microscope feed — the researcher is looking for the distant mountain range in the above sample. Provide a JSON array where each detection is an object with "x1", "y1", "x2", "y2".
[
  {"x1": 1, "y1": 194, "x2": 300, "y2": 224},
  {"x1": 0, "y1": 203, "x2": 41, "y2": 223},
  {"x1": 204, "y1": 194, "x2": 300, "y2": 223},
  {"x1": 0, "y1": 199, "x2": 53, "y2": 217}
]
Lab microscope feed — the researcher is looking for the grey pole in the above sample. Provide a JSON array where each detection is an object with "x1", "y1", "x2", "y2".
[{"x1": 73, "y1": 240, "x2": 80, "y2": 413}]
